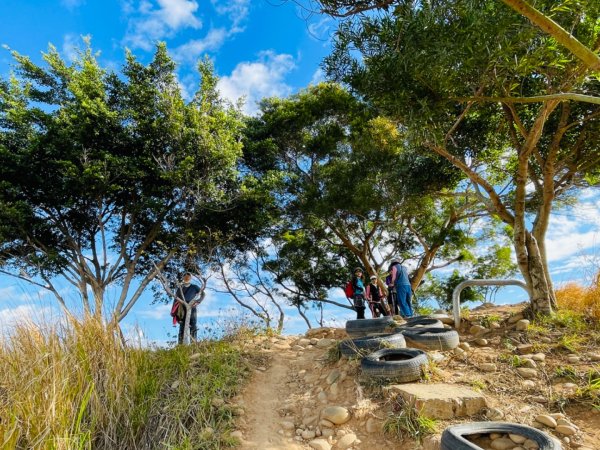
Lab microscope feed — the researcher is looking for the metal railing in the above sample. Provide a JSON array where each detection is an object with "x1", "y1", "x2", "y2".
[{"x1": 452, "y1": 279, "x2": 531, "y2": 328}]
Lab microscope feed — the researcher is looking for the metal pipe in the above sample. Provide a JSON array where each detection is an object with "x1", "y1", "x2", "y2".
[{"x1": 452, "y1": 279, "x2": 531, "y2": 328}]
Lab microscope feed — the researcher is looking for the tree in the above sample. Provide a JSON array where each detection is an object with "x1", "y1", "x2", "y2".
[
  {"x1": 246, "y1": 83, "x2": 488, "y2": 297},
  {"x1": 313, "y1": 0, "x2": 600, "y2": 70},
  {"x1": 324, "y1": 0, "x2": 600, "y2": 314},
  {"x1": 0, "y1": 43, "x2": 243, "y2": 322}
]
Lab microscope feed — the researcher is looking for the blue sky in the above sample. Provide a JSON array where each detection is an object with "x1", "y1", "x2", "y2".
[
  {"x1": 0, "y1": 1, "x2": 599, "y2": 344},
  {"x1": 0, "y1": 0, "x2": 333, "y2": 114}
]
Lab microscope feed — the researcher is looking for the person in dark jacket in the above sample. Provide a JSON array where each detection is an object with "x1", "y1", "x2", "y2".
[
  {"x1": 351, "y1": 267, "x2": 367, "y2": 319},
  {"x1": 366, "y1": 275, "x2": 389, "y2": 317},
  {"x1": 172, "y1": 272, "x2": 202, "y2": 344}
]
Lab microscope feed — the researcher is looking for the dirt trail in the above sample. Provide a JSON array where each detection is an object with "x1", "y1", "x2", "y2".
[{"x1": 239, "y1": 347, "x2": 306, "y2": 449}]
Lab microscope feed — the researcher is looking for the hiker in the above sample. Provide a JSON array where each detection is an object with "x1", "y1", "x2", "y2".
[
  {"x1": 385, "y1": 273, "x2": 399, "y2": 316},
  {"x1": 171, "y1": 272, "x2": 202, "y2": 344},
  {"x1": 388, "y1": 260, "x2": 414, "y2": 318},
  {"x1": 366, "y1": 275, "x2": 388, "y2": 318},
  {"x1": 351, "y1": 267, "x2": 367, "y2": 319}
]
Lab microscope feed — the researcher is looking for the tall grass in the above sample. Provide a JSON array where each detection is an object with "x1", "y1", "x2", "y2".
[
  {"x1": 555, "y1": 272, "x2": 600, "y2": 321},
  {"x1": 0, "y1": 317, "x2": 247, "y2": 449}
]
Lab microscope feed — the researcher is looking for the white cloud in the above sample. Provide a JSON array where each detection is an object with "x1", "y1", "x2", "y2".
[
  {"x1": 124, "y1": 0, "x2": 202, "y2": 50},
  {"x1": 0, "y1": 304, "x2": 54, "y2": 329},
  {"x1": 61, "y1": 0, "x2": 85, "y2": 9},
  {"x1": 211, "y1": 0, "x2": 249, "y2": 32},
  {"x1": 171, "y1": 28, "x2": 228, "y2": 63},
  {"x1": 310, "y1": 68, "x2": 325, "y2": 85},
  {"x1": 62, "y1": 34, "x2": 80, "y2": 62},
  {"x1": 217, "y1": 51, "x2": 296, "y2": 115},
  {"x1": 307, "y1": 16, "x2": 333, "y2": 42},
  {"x1": 138, "y1": 303, "x2": 172, "y2": 320}
]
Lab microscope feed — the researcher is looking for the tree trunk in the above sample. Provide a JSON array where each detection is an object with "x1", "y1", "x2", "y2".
[{"x1": 514, "y1": 229, "x2": 556, "y2": 314}]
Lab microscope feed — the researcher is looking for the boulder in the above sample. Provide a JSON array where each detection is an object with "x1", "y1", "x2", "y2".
[{"x1": 321, "y1": 406, "x2": 351, "y2": 425}]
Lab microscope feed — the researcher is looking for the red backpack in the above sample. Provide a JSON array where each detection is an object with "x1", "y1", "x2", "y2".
[{"x1": 343, "y1": 280, "x2": 354, "y2": 299}]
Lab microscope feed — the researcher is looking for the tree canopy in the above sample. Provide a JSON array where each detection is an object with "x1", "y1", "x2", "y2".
[
  {"x1": 0, "y1": 43, "x2": 243, "y2": 322},
  {"x1": 323, "y1": 0, "x2": 600, "y2": 313}
]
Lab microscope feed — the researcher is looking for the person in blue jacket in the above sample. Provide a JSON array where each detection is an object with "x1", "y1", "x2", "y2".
[
  {"x1": 388, "y1": 260, "x2": 414, "y2": 318},
  {"x1": 351, "y1": 267, "x2": 367, "y2": 319}
]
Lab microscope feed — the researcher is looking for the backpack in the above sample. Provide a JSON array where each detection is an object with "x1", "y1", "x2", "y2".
[{"x1": 343, "y1": 280, "x2": 354, "y2": 299}]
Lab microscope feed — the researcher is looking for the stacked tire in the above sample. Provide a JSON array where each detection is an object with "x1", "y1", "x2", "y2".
[{"x1": 344, "y1": 314, "x2": 459, "y2": 383}]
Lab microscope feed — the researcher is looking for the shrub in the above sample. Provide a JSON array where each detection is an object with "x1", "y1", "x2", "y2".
[{"x1": 555, "y1": 274, "x2": 600, "y2": 321}]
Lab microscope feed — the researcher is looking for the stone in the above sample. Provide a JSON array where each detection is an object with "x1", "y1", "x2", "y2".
[
  {"x1": 516, "y1": 368, "x2": 538, "y2": 379},
  {"x1": 309, "y1": 438, "x2": 332, "y2": 450},
  {"x1": 486, "y1": 408, "x2": 505, "y2": 420},
  {"x1": 480, "y1": 363, "x2": 497, "y2": 372},
  {"x1": 298, "y1": 338, "x2": 311, "y2": 346},
  {"x1": 508, "y1": 313, "x2": 524, "y2": 324},
  {"x1": 490, "y1": 433, "x2": 503, "y2": 439},
  {"x1": 532, "y1": 353, "x2": 546, "y2": 361},
  {"x1": 539, "y1": 336, "x2": 552, "y2": 343},
  {"x1": 492, "y1": 437, "x2": 519, "y2": 449},
  {"x1": 588, "y1": 352, "x2": 600, "y2": 362},
  {"x1": 454, "y1": 347, "x2": 467, "y2": 358},
  {"x1": 458, "y1": 342, "x2": 471, "y2": 351},
  {"x1": 316, "y1": 339, "x2": 336, "y2": 349},
  {"x1": 366, "y1": 418, "x2": 381, "y2": 433},
  {"x1": 335, "y1": 433, "x2": 357, "y2": 449},
  {"x1": 231, "y1": 430, "x2": 244, "y2": 439},
  {"x1": 329, "y1": 382, "x2": 339, "y2": 397},
  {"x1": 509, "y1": 434, "x2": 527, "y2": 444},
  {"x1": 555, "y1": 418, "x2": 573, "y2": 427},
  {"x1": 292, "y1": 345, "x2": 305, "y2": 351},
  {"x1": 171, "y1": 380, "x2": 180, "y2": 389},
  {"x1": 515, "y1": 319, "x2": 530, "y2": 331},
  {"x1": 310, "y1": 338, "x2": 319, "y2": 345},
  {"x1": 211, "y1": 397, "x2": 225, "y2": 408},
  {"x1": 281, "y1": 421, "x2": 296, "y2": 430},
  {"x1": 320, "y1": 419, "x2": 334, "y2": 428},
  {"x1": 321, "y1": 428, "x2": 335, "y2": 438},
  {"x1": 421, "y1": 435, "x2": 442, "y2": 450},
  {"x1": 555, "y1": 425, "x2": 577, "y2": 435},
  {"x1": 429, "y1": 352, "x2": 446, "y2": 363},
  {"x1": 470, "y1": 325, "x2": 487, "y2": 335},
  {"x1": 523, "y1": 438, "x2": 539, "y2": 449},
  {"x1": 567, "y1": 355, "x2": 581, "y2": 364},
  {"x1": 321, "y1": 406, "x2": 351, "y2": 425},
  {"x1": 318, "y1": 391, "x2": 328, "y2": 403},
  {"x1": 302, "y1": 430, "x2": 317, "y2": 440},
  {"x1": 522, "y1": 380, "x2": 536, "y2": 388},
  {"x1": 490, "y1": 322, "x2": 501, "y2": 329},
  {"x1": 535, "y1": 415, "x2": 557, "y2": 428},
  {"x1": 522, "y1": 359, "x2": 537, "y2": 369},
  {"x1": 474, "y1": 338, "x2": 489, "y2": 346},
  {"x1": 303, "y1": 415, "x2": 319, "y2": 426},
  {"x1": 327, "y1": 370, "x2": 341, "y2": 385},
  {"x1": 517, "y1": 343, "x2": 534, "y2": 354},
  {"x1": 384, "y1": 383, "x2": 487, "y2": 419}
]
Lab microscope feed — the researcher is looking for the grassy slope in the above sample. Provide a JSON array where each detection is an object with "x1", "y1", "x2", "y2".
[{"x1": 0, "y1": 318, "x2": 250, "y2": 450}]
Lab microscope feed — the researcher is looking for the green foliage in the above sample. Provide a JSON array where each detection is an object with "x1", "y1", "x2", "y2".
[
  {"x1": 0, "y1": 42, "x2": 243, "y2": 319},
  {"x1": 383, "y1": 399, "x2": 438, "y2": 442},
  {"x1": 479, "y1": 314, "x2": 502, "y2": 328}
]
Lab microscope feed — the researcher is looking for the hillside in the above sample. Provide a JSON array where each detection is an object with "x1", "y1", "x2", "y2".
[{"x1": 230, "y1": 305, "x2": 599, "y2": 450}]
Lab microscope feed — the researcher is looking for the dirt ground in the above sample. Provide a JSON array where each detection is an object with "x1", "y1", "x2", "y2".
[{"x1": 231, "y1": 305, "x2": 600, "y2": 449}]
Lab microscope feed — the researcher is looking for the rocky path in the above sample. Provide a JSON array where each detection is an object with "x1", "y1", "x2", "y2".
[
  {"x1": 234, "y1": 330, "x2": 396, "y2": 450},
  {"x1": 231, "y1": 306, "x2": 600, "y2": 450},
  {"x1": 240, "y1": 345, "x2": 306, "y2": 449}
]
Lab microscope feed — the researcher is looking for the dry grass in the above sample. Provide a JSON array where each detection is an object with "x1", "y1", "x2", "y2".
[
  {"x1": 555, "y1": 273, "x2": 600, "y2": 321},
  {"x1": 0, "y1": 316, "x2": 248, "y2": 449}
]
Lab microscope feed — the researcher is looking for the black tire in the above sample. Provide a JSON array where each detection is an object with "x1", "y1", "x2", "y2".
[
  {"x1": 441, "y1": 422, "x2": 562, "y2": 450},
  {"x1": 340, "y1": 332, "x2": 406, "y2": 357},
  {"x1": 346, "y1": 316, "x2": 395, "y2": 338},
  {"x1": 402, "y1": 328, "x2": 460, "y2": 351},
  {"x1": 400, "y1": 317, "x2": 444, "y2": 329},
  {"x1": 360, "y1": 348, "x2": 428, "y2": 382}
]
